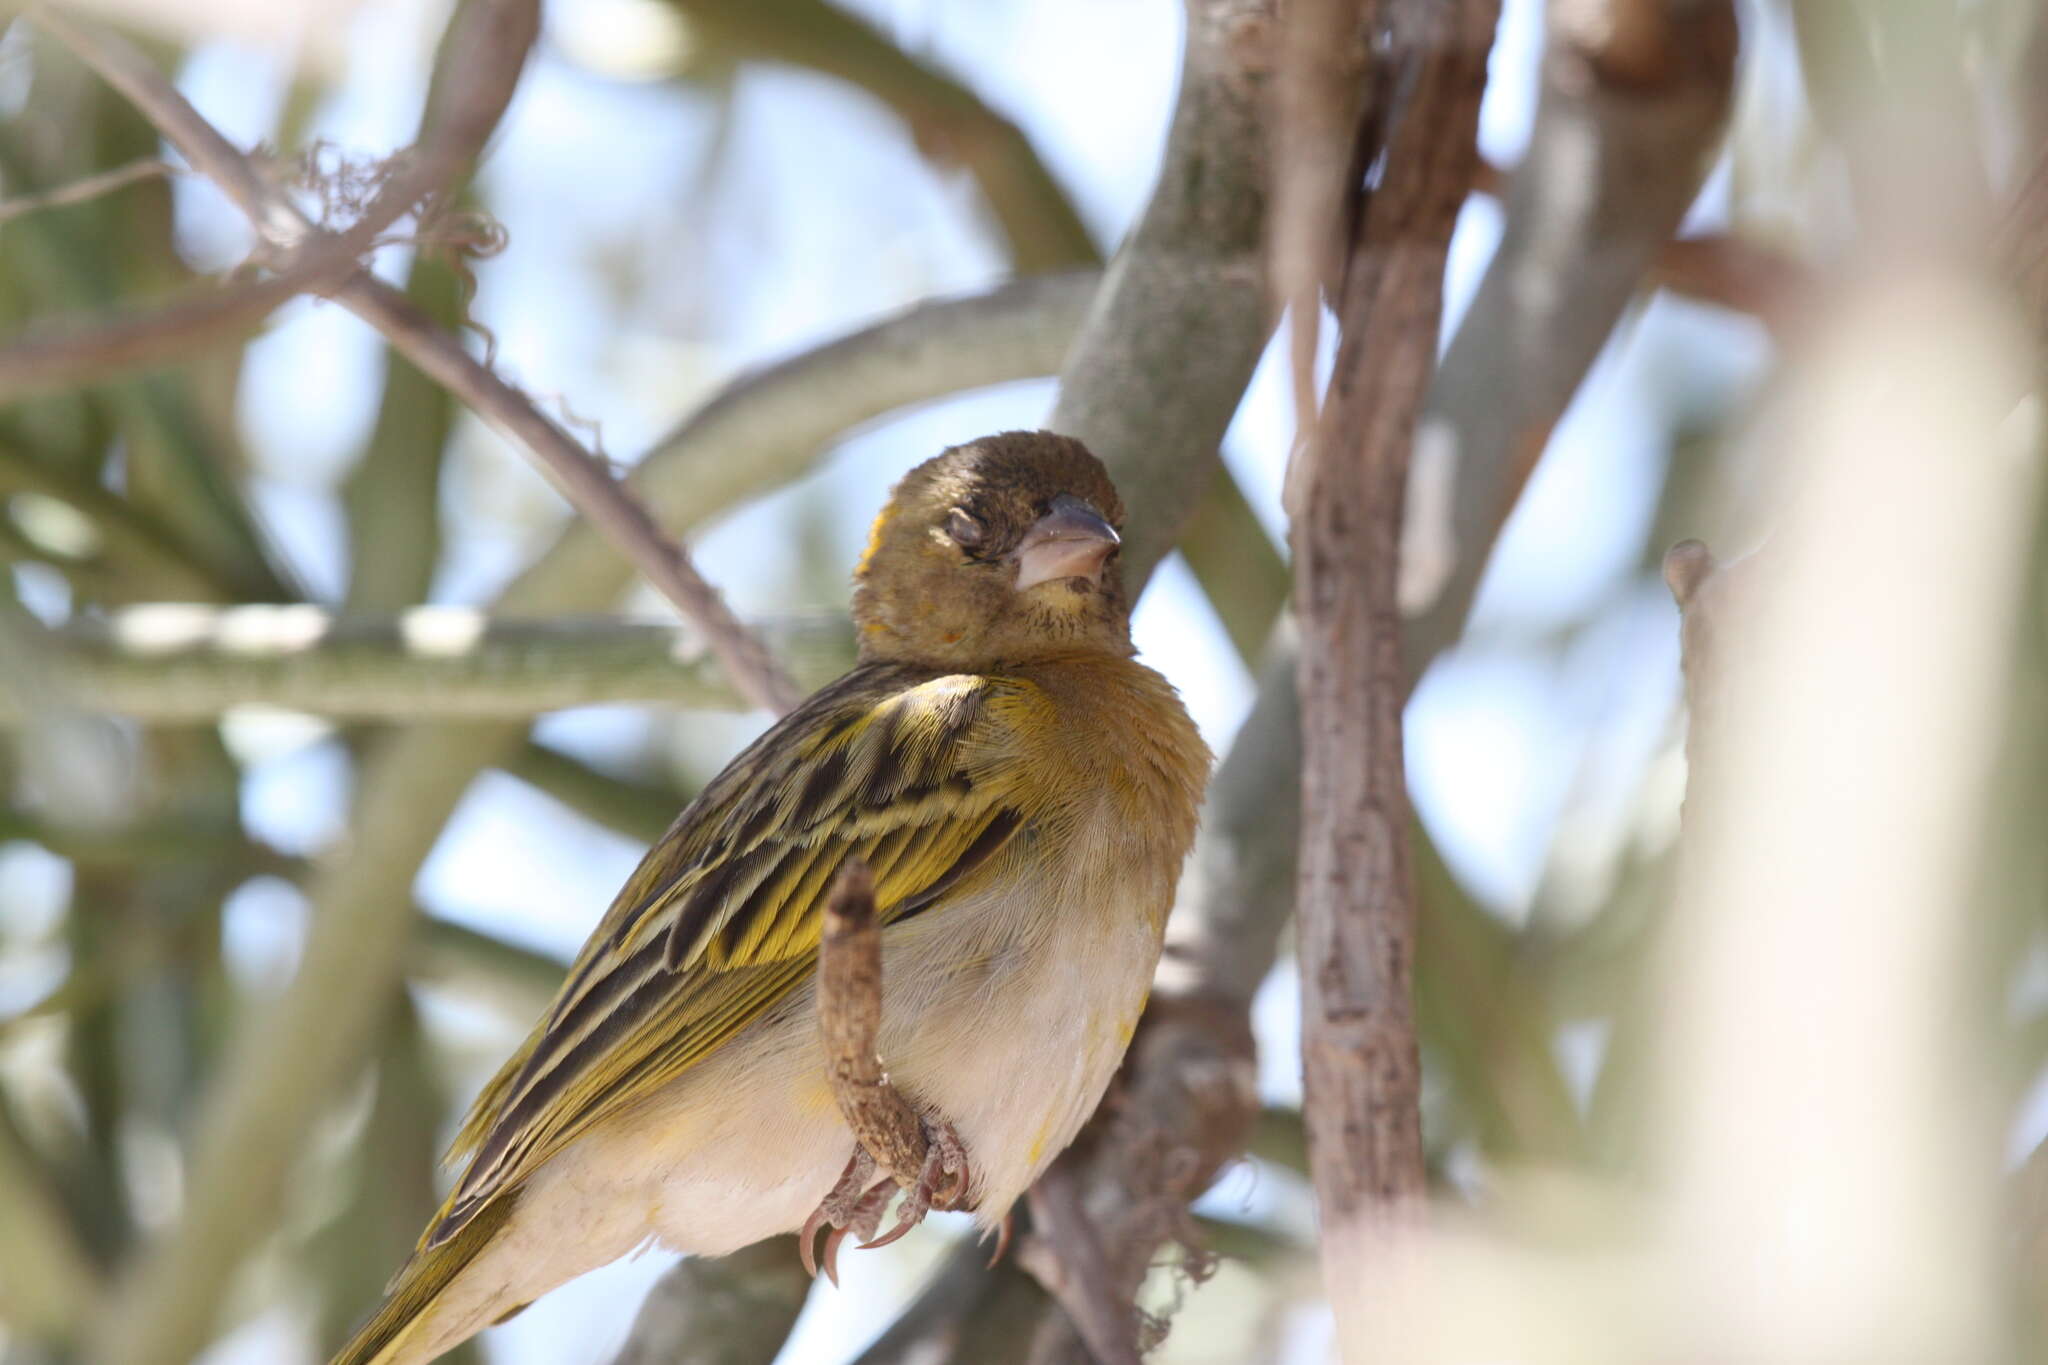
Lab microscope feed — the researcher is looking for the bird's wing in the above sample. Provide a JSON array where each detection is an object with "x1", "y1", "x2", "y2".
[{"x1": 423, "y1": 664, "x2": 1045, "y2": 1248}]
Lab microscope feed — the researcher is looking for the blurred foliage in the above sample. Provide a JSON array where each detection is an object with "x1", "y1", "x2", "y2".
[{"x1": 0, "y1": 1, "x2": 2046, "y2": 1363}]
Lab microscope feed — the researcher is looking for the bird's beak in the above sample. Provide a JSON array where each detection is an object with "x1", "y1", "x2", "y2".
[{"x1": 1011, "y1": 494, "x2": 1120, "y2": 591}]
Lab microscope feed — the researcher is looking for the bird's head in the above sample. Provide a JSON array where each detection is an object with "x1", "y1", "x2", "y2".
[{"x1": 852, "y1": 431, "x2": 1132, "y2": 667}]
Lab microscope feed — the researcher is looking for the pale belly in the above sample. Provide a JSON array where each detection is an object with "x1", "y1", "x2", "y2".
[{"x1": 556, "y1": 831, "x2": 1172, "y2": 1257}]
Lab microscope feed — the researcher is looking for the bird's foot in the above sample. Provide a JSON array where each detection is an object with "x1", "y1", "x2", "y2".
[
  {"x1": 799, "y1": 1147, "x2": 882, "y2": 1285},
  {"x1": 860, "y1": 1115, "x2": 971, "y2": 1250},
  {"x1": 798, "y1": 1116, "x2": 974, "y2": 1283}
]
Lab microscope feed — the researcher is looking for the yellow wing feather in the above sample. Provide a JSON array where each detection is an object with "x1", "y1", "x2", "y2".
[{"x1": 425, "y1": 663, "x2": 1043, "y2": 1249}]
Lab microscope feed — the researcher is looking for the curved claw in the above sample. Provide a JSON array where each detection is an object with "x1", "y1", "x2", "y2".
[
  {"x1": 806, "y1": 1121, "x2": 979, "y2": 1273},
  {"x1": 799, "y1": 1203, "x2": 828, "y2": 1280},
  {"x1": 982, "y1": 1211, "x2": 1015, "y2": 1268},
  {"x1": 800, "y1": 1149, "x2": 881, "y2": 1282},
  {"x1": 820, "y1": 1223, "x2": 854, "y2": 1287}
]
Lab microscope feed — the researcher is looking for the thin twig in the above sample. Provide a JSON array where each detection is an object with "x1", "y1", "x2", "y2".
[
  {"x1": 0, "y1": 155, "x2": 179, "y2": 224},
  {"x1": 332, "y1": 276, "x2": 802, "y2": 713},
  {"x1": 1652, "y1": 233, "x2": 1810, "y2": 330},
  {"x1": 539, "y1": 271, "x2": 1098, "y2": 616},
  {"x1": 33, "y1": 0, "x2": 528, "y2": 257},
  {"x1": 37, "y1": 3, "x2": 801, "y2": 715},
  {"x1": 0, "y1": 272, "x2": 317, "y2": 403},
  {"x1": 0, "y1": 0, "x2": 535, "y2": 397}
]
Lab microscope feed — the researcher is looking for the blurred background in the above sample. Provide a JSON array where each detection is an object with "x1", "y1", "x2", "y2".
[{"x1": 2, "y1": 0, "x2": 2045, "y2": 1362}]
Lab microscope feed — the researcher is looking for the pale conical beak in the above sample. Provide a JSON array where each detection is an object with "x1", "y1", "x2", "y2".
[{"x1": 1012, "y1": 494, "x2": 1120, "y2": 591}]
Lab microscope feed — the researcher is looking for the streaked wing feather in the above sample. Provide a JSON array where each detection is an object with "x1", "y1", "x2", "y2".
[{"x1": 426, "y1": 665, "x2": 1038, "y2": 1249}]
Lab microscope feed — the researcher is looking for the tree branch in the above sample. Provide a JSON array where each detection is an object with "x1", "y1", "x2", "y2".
[
  {"x1": 42, "y1": 2, "x2": 804, "y2": 715},
  {"x1": 1651, "y1": 232, "x2": 1810, "y2": 330},
  {"x1": 1019, "y1": 1169, "x2": 1144, "y2": 1365},
  {"x1": 0, "y1": 609, "x2": 851, "y2": 725},
  {"x1": 344, "y1": 278, "x2": 805, "y2": 711},
  {"x1": 1399, "y1": 0, "x2": 1738, "y2": 671},
  {"x1": 0, "y1": 270, "x2": 319, "y2": 400},
  {"x1": 6, "y1": 0, "x2": 536, "y2": 400},
  {"x1": 538, "y1": 270, "x2": 1100, "y2": 615},
  {"x1": 675, "y1": 0, "x2": 1100, "y2": 272},
  {"x1": 1289, "y1": 1, "x2": 1496, "y2": 1347},
  {"x1": 504, "y1": 739, "x2": 690, "y2": 845},
  {"x1": 611, "y1": 1235, "x2": 813, "y2": 1365},
  {"x1": 1043, "y1": 0, "x2": 1274, "y2": 586}
]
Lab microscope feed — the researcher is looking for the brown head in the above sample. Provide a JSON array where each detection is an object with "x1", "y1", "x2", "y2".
[{"x1": 852, "y1": 431, "x2": 1131, "y2": 668}]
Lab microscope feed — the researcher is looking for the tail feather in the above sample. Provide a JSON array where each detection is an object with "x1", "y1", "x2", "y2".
[{"x1": 327, "y1": 1189, "x2": 521, "y2": 1365}]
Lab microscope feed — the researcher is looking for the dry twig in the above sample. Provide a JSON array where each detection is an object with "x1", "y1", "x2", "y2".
[
  {"x1": 1651, "y1": 233, "x2": 1811, "y2": 330},
  {"x1": 2, "y1": 0, "x2": 526, "y2": 399},
  {"x1": 0, "y1": 155, "x2": 179, "y2": 224},
  {"x1": 34, "y1": 2, "x2": 800, "y2": 716}
]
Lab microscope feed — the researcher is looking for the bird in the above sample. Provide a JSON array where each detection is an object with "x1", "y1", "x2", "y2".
[{"x1": 331, "y1": 431, "x2": 1212, "y2": 1365}]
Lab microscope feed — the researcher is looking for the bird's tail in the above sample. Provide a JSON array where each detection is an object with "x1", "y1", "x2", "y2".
[{"x1": 327, "y1": 1189, "x2": 521, "y2": 1365}]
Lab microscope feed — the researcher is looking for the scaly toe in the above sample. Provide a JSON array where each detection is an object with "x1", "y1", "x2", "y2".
[
  {"x1": 799, "y1": 1148, "x2": 881, "y2": 1280},
  {"x1": 846, "y1": 1179, "x2": 897, "y2": 1244},
  {"x1": 924, "y1": 1118, "x2": 973, "y2": 1212},
  {"x1": 858, "y1": 1188, "x2": 926, "y2": 1251}
]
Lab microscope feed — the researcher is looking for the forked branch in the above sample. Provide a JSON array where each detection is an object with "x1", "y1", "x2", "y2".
[{"x1": 32, "y1": 3, "x2": 799, "y2": 714}]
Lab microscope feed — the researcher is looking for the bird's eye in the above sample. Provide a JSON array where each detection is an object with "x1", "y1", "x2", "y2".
[{"x1": 944, "y1": 508, "x2": 988, "y2": 552}]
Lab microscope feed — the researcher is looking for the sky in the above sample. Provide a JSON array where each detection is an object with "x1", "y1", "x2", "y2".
[{"x1": 53, "y1": 0, "x2": 1779, "y2": 1359}]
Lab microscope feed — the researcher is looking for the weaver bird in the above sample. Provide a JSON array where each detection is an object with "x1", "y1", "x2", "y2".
[{"x1": 331, "y1": 432, "x2": 1211, "y2": 1364}]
